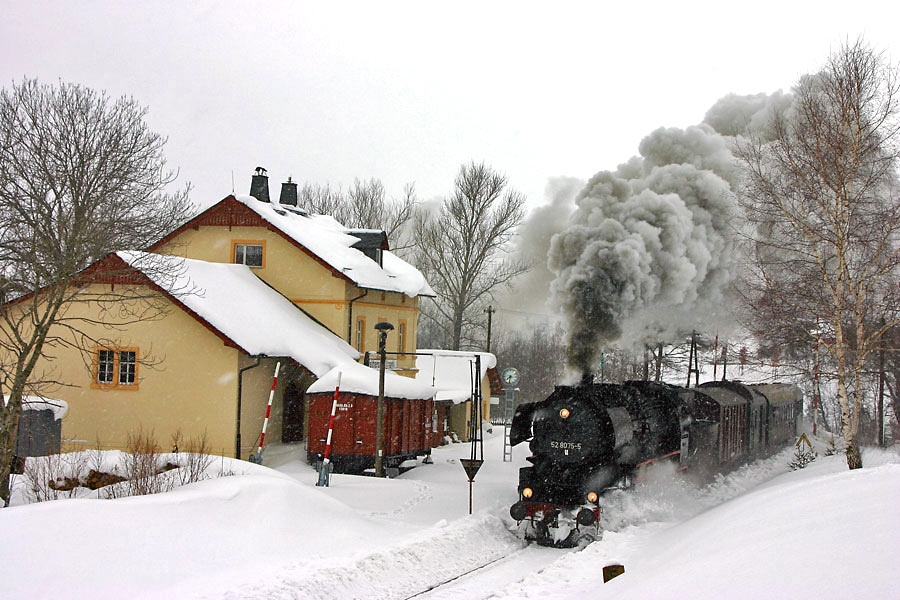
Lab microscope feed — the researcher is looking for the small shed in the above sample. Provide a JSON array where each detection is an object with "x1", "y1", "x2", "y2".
[{"x1": 10, "y1": 397, "x2": 67, "y2": 474}]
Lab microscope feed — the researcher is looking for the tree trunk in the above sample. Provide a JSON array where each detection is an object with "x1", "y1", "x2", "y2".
[
  {"x1": 846, "y1": 438, "x2": 863, "y2": 469},
  {"x1": 0, "y1": 388, "x2": 23, "y2": 506}
]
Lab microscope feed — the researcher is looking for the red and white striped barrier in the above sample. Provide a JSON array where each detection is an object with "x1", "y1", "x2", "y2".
[
  {"x1": 316, "y1": 371, "x2": 342, "y2": 487},
  {"x1": 252, "y1": 362, "x2": 281, "y2": 463}
]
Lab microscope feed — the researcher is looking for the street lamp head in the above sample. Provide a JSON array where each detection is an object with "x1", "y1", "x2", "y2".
[{"x1": 374, "y1": 321, "x2": 394, "y2": 332}]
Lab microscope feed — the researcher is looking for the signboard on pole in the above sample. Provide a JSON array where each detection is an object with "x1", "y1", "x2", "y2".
[{"x1": 459, "y1": 458, "x2": 483, "y2": 482}]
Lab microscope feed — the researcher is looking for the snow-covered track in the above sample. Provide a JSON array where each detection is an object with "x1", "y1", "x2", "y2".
[{"x1": 400, "y1": 546, "x2": 531, "y2": 599}]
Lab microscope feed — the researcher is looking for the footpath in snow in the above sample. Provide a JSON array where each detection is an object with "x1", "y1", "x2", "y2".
[{"x1": 2, "y1": 429, "x2": 898, "y2": 599}]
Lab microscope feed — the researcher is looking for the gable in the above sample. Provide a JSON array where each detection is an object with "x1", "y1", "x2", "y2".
[{"x1": 148, "y1": 196, "x2": 350, "y2": 282}]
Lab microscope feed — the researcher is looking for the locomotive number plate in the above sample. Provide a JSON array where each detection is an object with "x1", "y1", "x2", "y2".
[{"x1": 550, "y1": 440, "x2": 582, "y2": 451}]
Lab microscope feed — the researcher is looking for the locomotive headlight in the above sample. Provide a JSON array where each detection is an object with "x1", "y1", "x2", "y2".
[
  {"x1": 559, "y1": 408, "x2": 571, "y2": 419},
  {"x1": 522, "y1": 487, "x2": 534, "y2": 499},
  {"x1": 587, "y1": 492, "x2": 599, "y2": 504}
]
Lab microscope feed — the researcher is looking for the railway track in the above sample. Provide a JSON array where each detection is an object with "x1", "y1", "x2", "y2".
[{"x1": 401, "y1": 542, "x2": 582, "y2": 600}]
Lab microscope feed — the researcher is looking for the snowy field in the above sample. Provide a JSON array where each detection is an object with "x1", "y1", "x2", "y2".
[{"x1": 2, "y1": 427, "x2": 898, "y2": 599}]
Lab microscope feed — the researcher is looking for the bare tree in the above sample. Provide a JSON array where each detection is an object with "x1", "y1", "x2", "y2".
[
  {"x1": 0, "y1": 79, "x2": 194, "y2": 505},
  {"x1": 296, "y1": 178, "x2": 417, "y2": 252},
  {"x1": 736, "y1": 40, "x2": 900, "y2": 469},
  {"x1": 415, "y1": 162, "x2": 527, "y2": 350}
]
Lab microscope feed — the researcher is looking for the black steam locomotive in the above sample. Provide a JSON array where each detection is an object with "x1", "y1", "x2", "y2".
[{"x1": 508, "y1": 379, "x2": 802, "y2": 547}]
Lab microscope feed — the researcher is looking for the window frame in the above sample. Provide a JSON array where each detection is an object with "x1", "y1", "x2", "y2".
[
  {"x1": 397, "y1": 319, "x2": 406, "y2": 354},
  {"x1": 231, "y1": 240, "x2": 266, "y2": 268},
  {"x1": 93, "y1": 346, "x2": 140, "y2": 390},
  {"x1": 356, "y1": 317, "x2": 366, "y2": 352}
]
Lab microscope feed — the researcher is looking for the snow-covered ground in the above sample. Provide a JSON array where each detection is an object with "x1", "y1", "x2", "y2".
[{"x1": 2, "y1": 427, "x2": 898, "y2": 599}]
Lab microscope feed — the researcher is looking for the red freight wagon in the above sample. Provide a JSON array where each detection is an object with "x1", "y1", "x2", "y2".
[{"x1": 307, "y1": 391, "x2": 439, "y2": 473}]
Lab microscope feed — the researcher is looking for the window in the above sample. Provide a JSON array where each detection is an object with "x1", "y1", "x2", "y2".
[
  {"x1": 118, "y1": 350, "x2": 136, "y2": 385},
  {"x1": 232, "y1": 241, "x2": 265, "y2": 267},
  {"x1": 97, "y1": 350, "x2": 115, "y2": 384},
  {"x1": 95, "y1": 347, "x2": 139, "y2": 389},
  {"x1": 356, "y1": 318, "x2": 366, "y2": 352},
  {"x1": 397, "y1": 320, "x2": 406, "y2": 354}
]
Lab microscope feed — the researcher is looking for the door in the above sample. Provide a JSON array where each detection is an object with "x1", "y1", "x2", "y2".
[{"x1": 282, "y1": 381, "x2": 305, "y2": 443}]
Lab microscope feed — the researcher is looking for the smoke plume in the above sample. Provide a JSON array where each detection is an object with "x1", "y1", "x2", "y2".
[{"x1": 548, "y1": 123, "x2": 742, "y2": 373}]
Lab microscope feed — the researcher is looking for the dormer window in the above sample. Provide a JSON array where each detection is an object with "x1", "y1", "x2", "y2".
[
  {"x1": 233, "y1": 241, "x2": 265, "y2": 268},
  {"x1": 348, "y1": 230, "x2": 388, "y2": 267}
]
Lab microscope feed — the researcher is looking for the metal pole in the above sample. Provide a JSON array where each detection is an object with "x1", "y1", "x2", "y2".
[
  {"x1": 236, "y1": 355, "x2": 263, "y2": 459},
  {"x1": 485, "y1": 306, "x2": 494, "y2": 353},
  {"x1": 317, "y1": 371, "x2": 342, "y2": 487},
  {"x1": 374, "y1": 321, "x2": 393, "y2": 478},
  {"x1": 712, "y1": 334, "x2": 719, "y2": 381},
  {"x1": 252, "y1": 361, "x2": 281, "y2": 463},
  {"x1": 376, "y1": 332, "x2": 387, "y2": 477},
  {"x1": 721, "y1": 343, "x2": 728, "y2": 381}
]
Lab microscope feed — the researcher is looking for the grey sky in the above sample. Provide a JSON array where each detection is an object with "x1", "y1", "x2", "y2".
[{"x1": 2, "y1": 1, "x2": 898, "y2": 212}]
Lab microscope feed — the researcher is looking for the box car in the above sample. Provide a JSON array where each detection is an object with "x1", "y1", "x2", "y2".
[{"x1": 307, "y1": 391, "x2": 445, "y2": 473}]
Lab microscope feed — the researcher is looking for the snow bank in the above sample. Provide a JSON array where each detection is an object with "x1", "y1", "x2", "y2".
[
  {"x1": 497, "y1": 447, "x2": 900, "y2": 599},
  {"x1": 1, "y1": 461, "x2": 403, "y2": 599},
  {"x1": 3, "y1": 427, "x2": 897, "y2": 599},
  {"x1": 220, "y1": 514, "x2": 524, "y2": 599}
]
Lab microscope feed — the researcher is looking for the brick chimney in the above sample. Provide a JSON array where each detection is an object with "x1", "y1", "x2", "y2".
[
  {"x1": 249, "y1": 167, "x2": 270, "y2": 203},
  {"x1": 279, "y1": 176, "x2": 298, "y2": 207}
]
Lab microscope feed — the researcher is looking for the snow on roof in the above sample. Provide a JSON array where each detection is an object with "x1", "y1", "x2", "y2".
[
  {"x1": 118, "y1": 251, "x2": 360, "y2": 377},
  {"x1": 307, "y1": 361, "x2": 435, "y2": 400},
  {"x1": 233, "y1": 195, "x2": 435, "y2": 298},
  {"x1": 3, "y1": 396, "x2": 69, "y2": 420},
  {"x1": 413, "y1": 350, "x2": 497, "y2": 404}
]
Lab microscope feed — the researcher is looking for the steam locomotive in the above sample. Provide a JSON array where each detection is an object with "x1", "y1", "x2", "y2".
[{"x1": 508, "y1": 378, "x2": 802, "y2": 547}]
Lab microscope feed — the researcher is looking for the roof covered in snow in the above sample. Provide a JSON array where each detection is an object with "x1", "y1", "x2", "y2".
[
  {"x1": 232, "y1": 195, "x2": 435, "y2": 298},
  {"x1": 3, "y1": 396, "x2": 69, "y2": 420},
  {"x1": 119, "y1": 251, "x2": 433, "y2": 399},
  {"x1": 307, "y1": 361, "x2": 435, "y2": 400},
  {"x1": 118, "y1": 251, "x2": 360, "y2": 377},
  {"x1": 413, "y1": 350, "x2": 497, "y2": 404}
]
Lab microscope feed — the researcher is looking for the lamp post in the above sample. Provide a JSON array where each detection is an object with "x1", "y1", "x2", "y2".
[{"x1": 374, "y1": 321, "x2": 394, "y2": 477}]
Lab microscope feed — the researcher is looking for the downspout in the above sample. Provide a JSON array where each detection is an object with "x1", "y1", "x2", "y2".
[
  {"x1": 236, "y1": 354, "x2": 264, "y2": 459},
  {"x1": 347, "y1": 289, "x2": 368, "y2": 345}
]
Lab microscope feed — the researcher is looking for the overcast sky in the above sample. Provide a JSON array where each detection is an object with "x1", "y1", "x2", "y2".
[{"x1": 2, "y1": 1, "x2": 899, "y2": 213}]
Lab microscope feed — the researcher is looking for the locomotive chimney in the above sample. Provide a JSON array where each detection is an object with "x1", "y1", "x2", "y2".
[{"x1": 580, "y1": 372, "x2": 594, "y2": 386}]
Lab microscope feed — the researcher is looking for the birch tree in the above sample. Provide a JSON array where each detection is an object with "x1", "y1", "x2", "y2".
[
  {"x1": 0, "y1": 79, "x2": 193, "y2": 505},
  {"x1": 736, "y1": 40, "x2": 900, "y2": 469}
]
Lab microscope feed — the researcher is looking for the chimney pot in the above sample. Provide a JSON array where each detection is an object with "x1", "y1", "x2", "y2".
[
  {"x1": 250, "y1": 167, "x2": 270, "y2": 203},
  {"x1": 279, "y1": 177, "x2": 298, "y2": 207}
]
